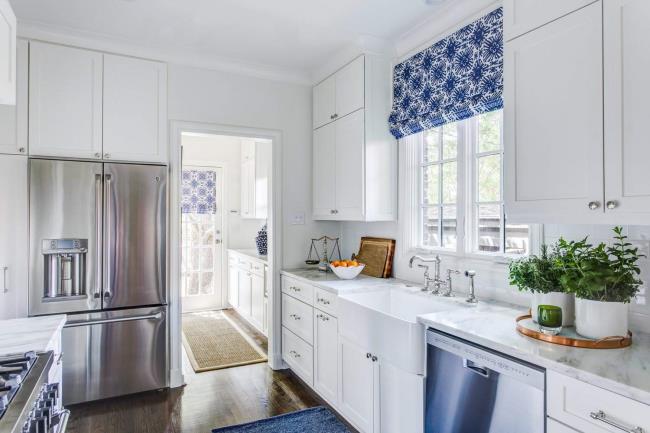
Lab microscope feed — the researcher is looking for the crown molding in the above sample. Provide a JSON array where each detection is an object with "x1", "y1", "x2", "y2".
[{"x1": 17, "y1": 19, "x2": 313, "y2": 86}]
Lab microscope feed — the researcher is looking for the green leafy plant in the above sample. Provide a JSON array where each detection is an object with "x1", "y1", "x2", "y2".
[
  {"x1": 509, "y1": 244, "x2": 564, "y2": 294},
  {"x1": 555, "y1": 227, "x2": 644, "y2": 303}
]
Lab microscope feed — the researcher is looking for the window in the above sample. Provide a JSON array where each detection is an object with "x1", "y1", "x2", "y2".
[{"x1": 411, "y1": 110, "x2": 531, "y2": 257}]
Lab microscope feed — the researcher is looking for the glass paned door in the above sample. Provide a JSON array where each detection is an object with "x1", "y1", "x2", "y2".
[{"x1": 181, "y1": 166, "x2": 224, "y2": 312}]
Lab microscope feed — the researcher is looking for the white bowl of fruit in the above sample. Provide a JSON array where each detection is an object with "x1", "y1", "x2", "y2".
[{"x1": 329, "y1": 260, "x2": 365, "y2": 280}]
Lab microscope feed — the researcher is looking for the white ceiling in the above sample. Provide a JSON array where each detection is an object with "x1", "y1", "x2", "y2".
[{"x1": 11, "y1": 0, "x2": 450, "y2": 82}]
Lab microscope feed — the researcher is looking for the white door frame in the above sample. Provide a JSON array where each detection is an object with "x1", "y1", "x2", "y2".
[
  {"x1": 169, "y1": 121, "x2": 283, "y2": 387},
  {"x1": 180, "y1": 161, "x2": 227, "y2": 312}
]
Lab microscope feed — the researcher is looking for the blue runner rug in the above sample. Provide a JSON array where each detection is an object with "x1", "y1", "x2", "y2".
[{"x1": 211, "y1": 406, "x2": 352, "y2": 433}]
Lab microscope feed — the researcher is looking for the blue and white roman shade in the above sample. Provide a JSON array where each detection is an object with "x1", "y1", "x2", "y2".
[
  {"x1": 389, "y1": 8, "x2": 504, "y2": 139},
  {"x1": 181, "y1": 169, "x2": 217, "y2": 214}
]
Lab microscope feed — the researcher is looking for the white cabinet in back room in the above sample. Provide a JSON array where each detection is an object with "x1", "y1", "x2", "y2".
[
  {"x1": 228, "y1": 263, "x2": 239, "y2": 309},
  {"x1": 0, "y1": 39, "x2": 28, "y2": 155},
  {"x1": 0, "y1": 155, "x2": 28, "y2": 320},
  {"x1": 0, "y1": 0, "x2": 16, "y2": 105},
  {"x1": 250, "y1": 272, "x2": 264, "y2": 330},
  {"x1": 103, "y1": 54, "x2": 168, "y2": 163},
  {"x1": 240, "y1": 139, "x2": 269, "y2": 220},
  {"x1": 238, "y1": 270, "x2": 252, "y2": 317},
  {"x1": 503, "y1": 0, "x2": 597, "y2": 41},
  {"x1": 29, "y1": 42, "x2": 103, "y2": 160}
]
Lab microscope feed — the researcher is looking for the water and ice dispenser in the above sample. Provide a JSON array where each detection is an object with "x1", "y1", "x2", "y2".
[{"x1": 42, "y1": 239, "x2": 88, "y2": 299}]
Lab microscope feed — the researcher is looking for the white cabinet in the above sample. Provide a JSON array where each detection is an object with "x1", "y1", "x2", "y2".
[
  {"x1": 312, "y1": 54, "x2": 396, "y2": 222},
  {"x1": 503, "y1": 0, "x2": 597, "y2": 41},
  {"x1": 228, "y1": 251, "x2": 268, "y2": 335},
  {"x1": 314, "y1": 311, "x2": 338, "y2": 406},
  {"x1": 238, "y1": 270, "x2": 252, "y2": 317},
  {"x1": 338, "y1": 336, "x2": 378, "y2": 433},
  {"x1": 29, "y1": 42, "x2": 103, "y2": 160},
  {"x1": 547, "y1": 419, "x2": 580, "y2": 433},
  {"x1": 313, "y1": 76, "x2": 336, "y2": 129},
  {"x1": 0, "y1": 155, "x2": 28, "y2": 320},
  {"x1": 0, "y1": 0, "x2": 16, "y2": 105},
  {"x1": 250, "y1": 273, "x2": 264, "y2": 330},
  {"x1": 103, "y1": 54, "x2": 167, "y2": 163},
  {"x1": 0, "y1": 39, "x2": 28, "y2": 155},
  {"x1": 228, "y1": 263, "x2": 239, "y2": 309},
  {"x1": 240, "y1": 139, "x2": 269, "y2": 219},
  {"x1": 504, "y1": 2, "x2": 604, "y2": 223}
]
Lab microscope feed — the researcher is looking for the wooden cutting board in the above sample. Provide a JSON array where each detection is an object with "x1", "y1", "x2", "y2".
[{"x1": 353, "y1": 237, "x2": 395, "y2": 278}]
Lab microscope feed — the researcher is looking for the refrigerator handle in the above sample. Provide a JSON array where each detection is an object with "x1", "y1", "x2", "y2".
[
  {"x1": 104, "y1": 174, "x2": 112, "y2": 300},
  {"x1": 94, "y1": 174, "x2": 102, "y2": 300},
  {"x1": 64, "y1": 312, "x2": 163, "y2": 328}
]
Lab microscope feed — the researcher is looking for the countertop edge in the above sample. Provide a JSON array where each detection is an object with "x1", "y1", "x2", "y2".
[{"x1": 228, "y1": 249, "x2": 268, "y2": 265}]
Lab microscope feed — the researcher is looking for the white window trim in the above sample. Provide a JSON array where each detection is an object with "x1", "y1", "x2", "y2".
[{"x1": 398, "y1": 115, "x2": 542, "y2": 264}]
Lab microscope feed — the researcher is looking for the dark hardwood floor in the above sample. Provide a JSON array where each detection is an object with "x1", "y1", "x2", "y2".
[{"x1": 66, "y1": 309, "x2": 355, "y2": 433}]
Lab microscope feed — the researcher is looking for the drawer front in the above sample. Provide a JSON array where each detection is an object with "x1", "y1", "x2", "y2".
[
  {"x1": 314, "y1": 287, "x2": 338, "y2": 317},
  {"x1": 250, "y1": 261, "x2": 265, "y2": 277},
  {"x1": 282, "y1": 294, "x2": 313, "y2": 344},
  {"x1": 547, "y1": 371, "x2": 650, "y2": 433},
  {"x1": 282, "y1": 327, "x2": 313, "y2": 385},
  {"x1": 237, "y1": 257, "x2": 251, "y2": 271},
  {"x1": 281, "y1": 276, "x2": 314, "y2": 305}
]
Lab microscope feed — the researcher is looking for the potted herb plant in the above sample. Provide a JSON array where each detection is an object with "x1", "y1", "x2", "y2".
[
  {"x1": 556, "y1": 227, "x2": 643, "y2": 339},
  {"x1": 509, "y1": 244, "x2": 575, "y2": 326}
]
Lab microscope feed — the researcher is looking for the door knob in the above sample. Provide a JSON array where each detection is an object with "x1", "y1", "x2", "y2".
[
  {"x1": 588, "y1": 201, "x2": 600, "y2": 210},
  {"x1": 606, "y1": 200, "x2": 618, "y2": 210}
]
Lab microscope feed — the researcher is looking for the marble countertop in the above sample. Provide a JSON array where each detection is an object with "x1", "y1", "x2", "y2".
[
  {"x1": 0, "y1": 315, "x2": 67, "y2": 355},
  {"x1": 281, "y1": 268, "x2": 411, "y2": 294},
  {"x1": 229, "y1": 248, "x2": 268, "y2": 263},
  {"x1": 418, "y1": 303, "x2": 650, "y2": 405}
]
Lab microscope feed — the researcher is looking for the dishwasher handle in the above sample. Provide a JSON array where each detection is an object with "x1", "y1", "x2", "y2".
[
  {"x1": 463, "y1": 359, "x2": 490, "y2": 378},
  {"x1": 65, "y1": 312, "x2": 163, "y2": 328}
]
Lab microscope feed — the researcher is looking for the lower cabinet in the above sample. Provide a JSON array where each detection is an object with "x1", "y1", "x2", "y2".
[
  {"x1": 228, "y1": 251, "x2": 267, "y2": 335},
  {"x1": 338, "y1": 336, "x2": 378, "y2": 433},
  {"x1": 228, "y1": 264, "x2": 239, "y2": 309},
  {"x1": 237, "y1": 270, "x2": 252, "y2": 317},
  {"x1": 314, "y1": 311, "x2": 338, "y2": 405},
  {"x1": 250, "y1": 273, "x2": 264, "y2": 330}
]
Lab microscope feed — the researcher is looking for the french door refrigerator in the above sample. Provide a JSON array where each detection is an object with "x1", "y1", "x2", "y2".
[{"x1": 28, "y1": 159, "x2": 168, "y2": 405}]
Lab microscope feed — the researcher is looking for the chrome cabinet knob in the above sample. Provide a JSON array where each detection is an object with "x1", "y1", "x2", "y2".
[
  {"x1": 371, "y1": 355, "x2": 378, "y2": 362},
  {"x1": 104, "y1": 153, "x2": 110, "y2": 159},
  {"x1": 588, "y1": 201, "x2": 600, "y2": 210},
  {"x1": 95, "y1": 152, "x2": 101, "y2": 158},
  {"x1": 606, "y1": 200, "x2": 618, "y2": 210},
  {"x1": 366, "y1": 353, "x2": 371, "y2": 359},
  {"x1": 18, "y1": 147, "x2": 25, "y2": 153}
]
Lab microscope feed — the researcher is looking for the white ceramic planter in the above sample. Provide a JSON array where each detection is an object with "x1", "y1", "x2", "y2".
[
  {"x1": 575, "y1": 298, "x2": 629, "y2": 339},
  {"x1": 531, "y1": 292, "x2": 575, "y2": 326}
]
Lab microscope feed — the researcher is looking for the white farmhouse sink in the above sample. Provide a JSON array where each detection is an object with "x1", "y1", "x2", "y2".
[{"x1": 339, "y1": 287, "x2": 469, "y2": 375}]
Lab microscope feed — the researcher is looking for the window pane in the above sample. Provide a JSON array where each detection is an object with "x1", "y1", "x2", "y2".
[
  {"x1": 187, "y1": 272, "x2": 199, "y2": 296},
  {"x1": 442, "y1": 205, "x2": 457, "y2": 249},
  {"x1": 506, "y1": 224, "x2": 529, "y2": 255},
  {"x1": 423, "y1": 129, "x2": 440, "y2": 163},
  {"x1": 442, "y1": 124, "x2": 457, "y2": 159},
  {"x1": 478, "y1": 111, "x2": 501, "y2": 153},
  {"x1": 200, "y1": 272, "x2": 214, "y2": 295},
  {"x1": 478, "y1": 154, "x2": 501, "y2": 202},
  {"x1": 189, "y1": 248, "x2": 200, "y2": 270},
  {"x1": 477, "y1": 204, "x2": 501, "y2": 252},
  {"x1": 442, "y1": 162, "x2": 457, "y2": 204},
  {"x1": 202, "y1": 224, "x2": 214, "y2": 246},
  {"x1": 423, "y1": 165, "x2": 440, "y2": 205},
  {"x1": 422, "y1": 207, "x2": 440, "y2": 247},
  {"x1": 200, "y1": 248, "x2": 213, "y2": 270}
]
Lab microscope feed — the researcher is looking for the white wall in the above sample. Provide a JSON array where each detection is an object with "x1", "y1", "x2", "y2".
[
  {"x1": 168, "y1": 64, "x2": 340, "y2": 268},
  {"x1": 182, "y1": 134, "x2": 266, "y2": 251}
]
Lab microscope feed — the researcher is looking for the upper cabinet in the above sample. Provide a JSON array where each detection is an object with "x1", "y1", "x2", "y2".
[
  {"x1": 103, "y1": 54, "x2": 168, "y2": 163},
  {"x1": 0, "y1": 0, "x2": 16, "y2": 106},
  {"x1": 241, "y1": 139, "x2": 270, "y2": 220},
  {"x1": 313, "y1": 56, "x2": 364, "y2": 129},
  {"x1": 312, "y1": 55, "x2": 397, "y2": 222},
  {"x1": 28, "y1": 42, "x2": 168, "y2": 163},
  {"x1": 505, "y1": 0, "x2": 650, "y2": 224},
  {"x1": 503, "y1": 0, "x2": 597, "y2": 41},
  {"x1": 0, "y1": 39, "x2": 28, "y2": 155}
]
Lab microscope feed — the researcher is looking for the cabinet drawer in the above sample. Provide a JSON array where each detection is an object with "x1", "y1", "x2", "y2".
[
  {"x1": 250, "y1": 261, "x2": 265, "y2": 277},
  {"x1": 237, "y1": 257, "x2": 251, "y2": 271},
  {"x1": 282, "y1": 327, "x2": 313, "y2": 385},
  {"x1": 281, "y1": 276, "x2": 314, "y2": 305},
  {"x1": 282, "y1": 294, "x2": 313, "y2": 344},
  {"x1": 547, "y1": 371, "x2": 650, "y2": 433},
  {"x1": 314, "y1": 287, "x2": 337, "y2": 317}
]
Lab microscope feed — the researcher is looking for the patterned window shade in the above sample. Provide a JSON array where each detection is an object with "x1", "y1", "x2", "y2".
[
  {"x1": 389, "y1": 8, "x2": 503, "y2": 139},
  {"x1": 181, "y1": 170, "x2": 217, "y2": 214}
]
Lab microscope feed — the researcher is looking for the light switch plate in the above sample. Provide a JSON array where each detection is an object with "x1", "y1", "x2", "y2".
[{"x1": 289, "y1": 212, "x2": 305, "y2": 225}]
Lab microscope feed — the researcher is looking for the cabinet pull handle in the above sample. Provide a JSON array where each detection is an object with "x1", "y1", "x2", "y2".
[
  {"x1": 606, "y1": 200, "x2": 619, "y2": 210},
  {"x1": 94, "y1": 152, "x2": 101, "y2": 158},
  {"x1": 588, "y1": 201, "x2": 600, "y2": 210},
  {"x1": 366, "y1": 353, "x2": 372, "y2": 359},
  {"x1": 18, "y1": 147, "x2": 25, "y2": 153},
  {"x1": 316, "y1": 314, "x2": 329, "y2": 321},
  {"x1": 289, "y1": 314, "x2": 301, "y2": 321},
  {"x1": 590, "y1": 411, "x2": 644, "y2": 433},
  {"x1": 317, "y1": 298, "x2": 330, "y2": 305},
  {"x1": 290, "y1": 286, "x2": 301, "y2": 292},
  {"x1": 2, "y1": 266, "x2": 8, "y2": 293},
  {"x1": 371, "y1": 355, "x2": 378, "y2": 362},
  {"x1": 289, "y1": 350, "x2": 301, "y2": 358}
]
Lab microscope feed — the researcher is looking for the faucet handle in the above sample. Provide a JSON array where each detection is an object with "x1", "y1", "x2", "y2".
[
  {"x1": 465, "y1": 270, "x2": 476, "y2": 278},
  {"x1": 464, "y1": 270, "x2": 478, "y2": 304},
  {"x1": 446, "y1": 268, "x2": 460, "y2": 277}
]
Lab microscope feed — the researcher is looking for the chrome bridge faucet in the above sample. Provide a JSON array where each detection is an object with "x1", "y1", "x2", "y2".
[{"x1": 409, "y1": 255, "x2": 446, "y2": 294}]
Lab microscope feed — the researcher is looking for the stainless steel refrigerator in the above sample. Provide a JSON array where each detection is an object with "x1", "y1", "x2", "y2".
[{"x1": 28, "y1": 159, "x2": 168, "y2": 405}]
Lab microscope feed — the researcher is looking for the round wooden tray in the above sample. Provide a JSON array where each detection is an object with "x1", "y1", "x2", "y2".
[{"x1": 516, "y1": 314, "x2": 632, "y2": 349}]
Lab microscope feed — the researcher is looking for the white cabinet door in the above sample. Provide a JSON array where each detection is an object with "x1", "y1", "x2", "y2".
[
  {"x1": 338, "y1": 336, "x2": 376, "y2": 433},
  {"x1": 335, "y1": 109, "x2": 364, "y2": 220},
  {"x1": 228, "y1": 265, "x2": 239, "y2": 308},
  {"x1": 603, "y1": 0, "x2": 650, "y2": 219},
  {"x1": 29, "y1": 42, "x2": 103, "y2": 159},
  {"x1": 313, "y1": 122, "x2": 337, "y2": 219},
  {"x1": 504, "y1": 2, "x2": 603, "y2": 223},
  {"x1": 335, "y1": 56, "x2": 364, "y2": 120},
  {"x1": 103, "y1": 55, "x2": 167, "y2": 163},
  {"x1": 0, "y1": 39, "x2": 27, "y2": 155},
  {"x1": 0, "y1": 0, "x2": 16, "y2": 105},
  {"x1": 238, "y1": 271, "x2": 252, "y2": 317},
  {"x1": 251, "y1": 273, "x2": 264, "y2": 329},
  {"x1": 504, "y1": 0, "x2": 597, "y2": 41},
  {"x1": 313, "y1": 75, "x2": 336, "y2": 129},
  {"x1": 0, "y1": 155, "x2": 28, "y2": 319},
  {"x1": 314, "y1": 311, "x2": 338, "y2": 406},
  {"x1": 379, "y1": 359, "x2": 424, "y2": 433},
  {"x1": 241, "y1": 159, "x2": 255, "y2": 218}
]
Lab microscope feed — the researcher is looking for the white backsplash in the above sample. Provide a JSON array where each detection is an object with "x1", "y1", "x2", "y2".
[{"x1": 340, "y1": 222, "x2": 650, "y2": 333}]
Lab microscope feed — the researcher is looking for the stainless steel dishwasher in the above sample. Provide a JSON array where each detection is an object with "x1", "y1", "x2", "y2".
[{"x1": 425, "y1": 329, "x2": 545, "y2": 433}]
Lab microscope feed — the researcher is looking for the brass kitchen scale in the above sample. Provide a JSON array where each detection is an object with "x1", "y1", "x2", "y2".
[{"x1": 305, "y1": 236, "x2": 342, "y2": 272}]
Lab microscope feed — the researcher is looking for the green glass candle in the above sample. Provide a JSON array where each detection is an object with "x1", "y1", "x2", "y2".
[{"x1": 538, "y1": 305, "x2": 563, "y2": 335}]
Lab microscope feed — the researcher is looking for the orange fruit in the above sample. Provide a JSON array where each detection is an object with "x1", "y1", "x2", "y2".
[
  {"x1": 339, "y1": 262, "x2": 348, "y2": 267},
  {"x1": 331, "y1": 261, "x2": 340, "y2": 267}
]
